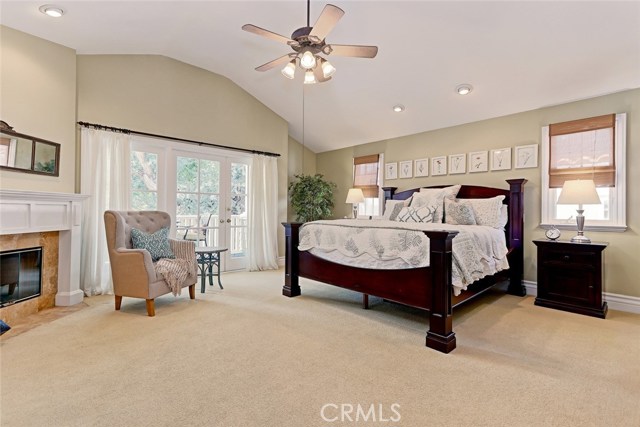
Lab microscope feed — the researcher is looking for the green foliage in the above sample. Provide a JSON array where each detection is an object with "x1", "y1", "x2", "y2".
[
  {"x1": 34, "y1": 159, "x2": 55, "y2": 173},
  {"x1": 288, "y1": 174, "x2": 337, "y2": 222}
]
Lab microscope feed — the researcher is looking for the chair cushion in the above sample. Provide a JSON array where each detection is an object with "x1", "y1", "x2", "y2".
[{"x1": 131, "y1": 227, "x2": 175, "y2": 262}]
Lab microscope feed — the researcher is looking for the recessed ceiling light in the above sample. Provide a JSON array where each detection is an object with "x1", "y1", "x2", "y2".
[
  {"x1": 39, "y1": 5, "x2": 64, "y2": 18},
  {"x1": 393, "y1": 105, "x2": 405, "y2": 113},
  {"x1": 456, "y1": 84, "x2": 473, "y2": 95}
]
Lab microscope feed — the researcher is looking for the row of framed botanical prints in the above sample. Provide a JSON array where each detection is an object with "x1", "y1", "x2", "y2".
[{"x1": 385, "y1": 144, "x2": 538, "y2": 180}]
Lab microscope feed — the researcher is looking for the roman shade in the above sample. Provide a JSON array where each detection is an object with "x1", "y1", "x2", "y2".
[
  {"x1": 548, "y1": 114, "x2": 615, "y2": 188},
  {"x1": 353, "y1": 154, "x2": 380, "y2": 197}
]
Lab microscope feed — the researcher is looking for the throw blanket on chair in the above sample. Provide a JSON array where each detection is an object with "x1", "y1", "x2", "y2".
[
  {"x1": 154, "y1": 239, "x2": 197, "y2": 296},
  {"x1": 155, "y1": 258, "x2": 192, "y2": 296}
]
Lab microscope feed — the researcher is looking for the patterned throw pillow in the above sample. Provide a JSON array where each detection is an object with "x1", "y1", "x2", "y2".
[
  {"x1": 466, "y1": 196, "x2": 506, "y2": 228},
  {"x1": 395, "y1": 205, "x2": 437, "y2": 223},
  {"x1": 445, "y1": 198, "x2": 477, "y2": 225},
  {"x1": 415, "y1": 185, "x2": 462, "y2": 223},
  {"x1": 383, "y1": 200, "x2": 405, "y2": 220},
  {"x1": 130, "y1": 227, "x2": 175, "y2": 262}
]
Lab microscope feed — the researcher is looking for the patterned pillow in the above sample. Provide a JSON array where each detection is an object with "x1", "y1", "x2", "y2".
[
  {"x1": 466, "y1": 196, "x2": 506, "y2": 228},
  {"x1": 395, "y1": 205, "x2": 437, "y2": 223},
  {"x1": 130, "y1": 227, "x2": 175, "y2": 262},
  {"x1": 445, "y1": 198, "x2": 477, "y2": 225},
  {"x1": 415, "y1": 185, "x2": 462, "y2": 223},
  {"x1": 383, "y1": 200, "x2": 405, "y2": 220}
]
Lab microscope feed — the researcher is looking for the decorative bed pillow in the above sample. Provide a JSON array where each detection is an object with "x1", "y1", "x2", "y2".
[
  {"x1": 444, "y1": 198, "x2": 477, "y2": 225},
  {"x1": 130, "y1": 227, "x2": 175, "y2": 262},
  {"x1": 395, "y1": 205, "x2": 437, "y2": 223},
  {"x1": 414, "y1": 185, "x2": 461, "y2": 223},
  {"x1": 382, "y1": 200, "x2": 405, "y2": 220},
  {"x1": 498, "y1": 205, "x2": 508, "y2": 229},
  {"x1": 466, "y1": 196, "x2": 506, "y2": 228}
]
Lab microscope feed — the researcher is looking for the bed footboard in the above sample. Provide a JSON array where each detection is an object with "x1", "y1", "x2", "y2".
[{"x1": 282, "y1": 222, "x2": 458, "y2": 353}]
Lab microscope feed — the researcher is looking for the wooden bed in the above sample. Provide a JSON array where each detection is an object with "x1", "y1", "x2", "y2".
[{"x1": 282, "y1": 179, "x2": 527, "y2": 353}]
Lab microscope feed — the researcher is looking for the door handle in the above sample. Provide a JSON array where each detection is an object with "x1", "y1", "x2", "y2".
[
  {"x1": 219, "y1": 219, "x2": 224, "y2": 224},
  {"x1": 226, "y1": 218, "x2": 231, "y2": 223}
]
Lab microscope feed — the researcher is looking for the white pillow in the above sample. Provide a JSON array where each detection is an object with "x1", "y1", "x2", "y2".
[
  {"x1": 382, "y1": 200, "x2": 405, "y2": 220},
  {"x1": 395, "y1": 205, "x2": 437, "y2": 223},
  {"x1": 466, "y1": 196, "x2": 506, "y2": 228},
  {"x1": 498, "y1": 205, "x2": 508, "y2": 229},
  {"x1": 413, "y1": 185, "x2": 462, "y2": 223},
  {"x1": 444, "y1": 198, "x2": 477, "y2": 225}
]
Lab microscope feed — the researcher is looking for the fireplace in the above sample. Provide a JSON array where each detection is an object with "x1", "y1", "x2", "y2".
[{"x1": 1, "y1": 247, "x2": 42, "y2": 307}]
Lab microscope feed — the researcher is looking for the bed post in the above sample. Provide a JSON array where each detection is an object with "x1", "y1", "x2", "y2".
[
  {"x1": 382, "y1": 186, "x2": 398, "y2": 201},
  {"x1": 506, "y1": 179, "x2": 527, "y2": 296},
  {"x1": 282, "y1": 223, "x2": 302, "y2": 297},
  {"x1": 425, "y1": 230, "x2": 458, "y2": 354}
]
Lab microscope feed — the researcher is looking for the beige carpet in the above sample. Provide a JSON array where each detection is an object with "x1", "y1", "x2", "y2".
[{"x1": 1, "y1": 268, "x2": 639, "y2": 427}]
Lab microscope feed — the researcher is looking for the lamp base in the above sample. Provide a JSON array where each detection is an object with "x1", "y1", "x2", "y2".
[
  {"x1": 352, "y1": 205, "x2": 358, "y2": 219},
  {"x1": 570, "y1": 234, "x2": 591, "y2": 244}
]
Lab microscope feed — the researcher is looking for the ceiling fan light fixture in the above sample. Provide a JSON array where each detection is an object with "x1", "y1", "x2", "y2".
[
  {"x1": 281, "y1": 60, "x2": 296, "y2": 79},
  {"x1": 320, "y1": 58, "x2": 336, "y2": 78},
  {"x1": 304, "y1": 70, "x2": 317, "y2": 85},
  {"x1": 300, "y1": 50, "x2": 317, "y2": 69},
  {"x1": 39, "y1": 4, "x2": 64, "y2": 17},
  {"x1": 456, "y1": 84, "x2": 473, "y2": 95}
]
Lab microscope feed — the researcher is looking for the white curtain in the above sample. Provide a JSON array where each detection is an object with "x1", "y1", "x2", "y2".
[
  {"x1": 80, "y1": 128, "x2": 131, "y2": 296},
  {"x1": 247, "y1": 155, "x2": 279, "y2": 271}
]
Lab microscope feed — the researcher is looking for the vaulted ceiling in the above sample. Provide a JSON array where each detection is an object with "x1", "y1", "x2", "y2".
[{"x1": 2, "y1": 1, "x2": 639, "y2": 153}]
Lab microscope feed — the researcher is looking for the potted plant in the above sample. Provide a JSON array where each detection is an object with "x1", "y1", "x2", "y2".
[{"x1": 288, "y1": 174, "x2": 337, "y2": 222}]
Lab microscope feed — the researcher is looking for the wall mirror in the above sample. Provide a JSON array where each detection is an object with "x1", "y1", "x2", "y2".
[{"x1": 0, "y1": 121, "x2": 60, "y2": 176}]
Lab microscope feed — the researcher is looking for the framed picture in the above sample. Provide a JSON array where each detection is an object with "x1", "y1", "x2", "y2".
[
  {"x1": 515, "y1": 144, "x2": 538, "y2": 169},
  {"x1": 448, "y1": 154, "x2": 466, "y2": 175},
  {"x1": 385, "y1": 162, "x2": 398, "y2": 180},
  {"x1": 399, "y1": 160, "x2": 413, "y2": 178},
  {"x1": 431, "y1": 156, "x2": 447, "y2": 176},
  {"x1": 468, "y1": 150, "x2": 488, "y2": 173},
  {"x1": 414, "y1": 158, "x2": 429, "y2": 177},
  {"x1": 490, "y1": 147, "x2": 511, "y2": 171}
]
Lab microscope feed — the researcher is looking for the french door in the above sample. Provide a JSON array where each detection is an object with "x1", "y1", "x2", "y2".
[{"x1": 173, "y1": 152, "x2": 249, "y2": 271}]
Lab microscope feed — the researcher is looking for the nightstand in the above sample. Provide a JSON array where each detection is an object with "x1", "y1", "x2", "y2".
[{"x1": 533, "y1": 239, "x2": 608, "y2": 318}]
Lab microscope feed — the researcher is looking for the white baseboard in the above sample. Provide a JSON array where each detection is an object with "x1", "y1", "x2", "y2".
[
  {"x1": 523, "y1": 280, "x2": 640, "y2": 314},
  {"x1": 277, "y1": 256, "x2": 285, "y2": 268}
]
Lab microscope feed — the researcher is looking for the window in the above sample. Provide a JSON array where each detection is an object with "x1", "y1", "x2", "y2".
[
  {"x1": 353, "y1": 154, "x2": 383, "y2": 216},
  {"x1": 541, "y1": 113, "x2": 626, "y2": 230},
  {"x1": 131, "y1": 150, "x2": 159, "y2": 210}
]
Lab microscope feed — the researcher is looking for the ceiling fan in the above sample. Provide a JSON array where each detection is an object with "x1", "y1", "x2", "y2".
[{"x1": 242, "y1": 0, "x2": 378, "y2": 84}]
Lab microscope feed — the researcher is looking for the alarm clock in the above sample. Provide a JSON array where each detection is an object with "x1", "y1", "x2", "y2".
[{"x1": 545, "y1": 226, "x2": 561, "y2": 241}]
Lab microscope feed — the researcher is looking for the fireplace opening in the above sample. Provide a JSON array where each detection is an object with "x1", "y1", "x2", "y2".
[{"x1": 1, "y1": 247, "x2": 42, "y2": 307}]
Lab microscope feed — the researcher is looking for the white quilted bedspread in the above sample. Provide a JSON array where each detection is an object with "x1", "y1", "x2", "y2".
[{"x1": 298, "y1": 219, "x2": 510, "y2": 295}]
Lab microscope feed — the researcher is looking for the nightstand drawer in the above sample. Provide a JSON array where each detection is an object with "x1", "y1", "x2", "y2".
[{"x1": 541, "y1": 250, "x2": 598, "y2": 268}]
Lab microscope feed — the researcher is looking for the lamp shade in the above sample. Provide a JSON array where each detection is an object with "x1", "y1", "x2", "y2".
[
  {"x1": 557, "y1": 179, "x2": 601, "y2": 205},
  {"x1": 345, "y1": 188, "x2": 365, "y2": 204}
]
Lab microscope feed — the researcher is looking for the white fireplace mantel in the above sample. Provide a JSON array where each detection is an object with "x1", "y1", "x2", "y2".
[{"x1": 0, "y1": 189, "x2": 89, "y2": 306}]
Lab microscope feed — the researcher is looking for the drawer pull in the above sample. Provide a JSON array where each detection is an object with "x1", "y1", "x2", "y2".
[{"x1": 563, "y1": 255, "x2": 570, "y2": 261}]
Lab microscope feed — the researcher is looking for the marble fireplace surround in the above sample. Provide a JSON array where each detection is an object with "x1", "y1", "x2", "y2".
[{"x1": 0, "y1": 190, "x2": 88, "y2": 306}]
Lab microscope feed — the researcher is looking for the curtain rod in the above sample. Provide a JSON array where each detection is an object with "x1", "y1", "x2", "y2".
[{"x1": 77, "y1": 121, "x2": 281, "y2": 157}]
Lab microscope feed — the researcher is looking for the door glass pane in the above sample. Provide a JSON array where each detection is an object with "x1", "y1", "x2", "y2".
[
  {"x1": 200, "y1": 159, "x2": 220, "y2": 193},
  {"x1": 230, "y1": 163, "x2": 248, "y2": 259},
  {"x1": 177, "y1": 157, "x2": 198, "y2": 192}
]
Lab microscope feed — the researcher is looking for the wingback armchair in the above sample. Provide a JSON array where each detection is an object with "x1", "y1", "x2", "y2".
[{"x1": 104, "y1": 210, "x2": 197, "y2": 316}]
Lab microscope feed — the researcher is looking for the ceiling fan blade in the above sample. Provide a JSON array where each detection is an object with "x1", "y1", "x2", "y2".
[
  {"x1": 327, "y1": 44, "x2": 378, "y2": 58},
  {"x1": 242, "y1": 24, "x2": 294, "y2": 45},
  {"x1": 309, "y1": 4, "x2": 345, "y2": 42},
  {"x1": 313, "y1": 66, "x2": 332, "y2": 83},
  {"x1": 255, "y1": 54, "x2": 295, "y2": 72}
]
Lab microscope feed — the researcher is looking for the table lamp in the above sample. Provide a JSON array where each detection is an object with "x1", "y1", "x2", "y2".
[
  {"x1": 557, "y1": 179, "x2": 601, "y2": 243},
  {"x1": 345, "y1": 188, "x2": 365, "y2": 219}
]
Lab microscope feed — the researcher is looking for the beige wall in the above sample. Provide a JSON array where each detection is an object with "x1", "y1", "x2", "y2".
[
  {"x1": 317, "y1": 89, "x2": 640, "y2": 298},
  {"x1": 0, "y1": 26, "x2": 76, "y2": 193},
  {"x1": 76, "y1": 54, "x2": 289, "y2": 256}
]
